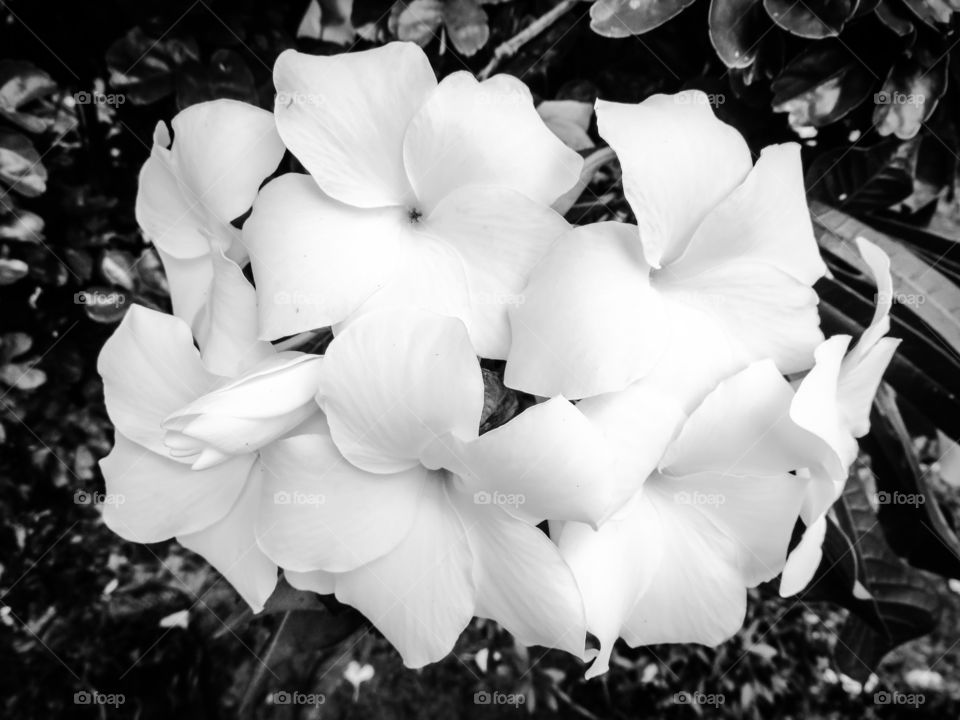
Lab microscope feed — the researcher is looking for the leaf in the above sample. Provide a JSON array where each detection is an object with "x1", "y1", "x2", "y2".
[
  {"x1": 863, "y1": 385, "x2": 960, "y2": 579},
  {"x1": 589, "y1": 0, "x2": 697, "y2": 38},
  {"x1": 771, "y1": 39, "x2": 876, "y2": 127},
  {"x1": 805, "y1": 141, "x2": 913, "y2": 213},
  {"x1": 831, "y1": 469, "x2": 940, "y2": 680},
  {"x1": 175, "y1": 49, "x2": 257, "y2": 109},
  {"x1": 708, "y1": 0, "x2": 766, "y2": 69},
  {"x1": 480, "y1": 368, "x2": 520, "y2": 434},
  {"x1": 106, "y1": 27, "x2": 199, "y2": 105},
  {"x1": 444, "y1": 0, "x2": 490, "y2": 56},
  {"x1": 552, "y1": 145, "x2": 616, "y2": 217},
  {"x1": 77, "y1": 287, "x2": 128, "y2": 323},
  {"x1": 763, "y1": 0, "x2": 857, "y2": 38},
  {"x1": 0, "y1": 258, "x2": 29, "y2": 284},
  {"x1": 0, "y1": 60, "x2": 58, "y2": 133},
  {"x1": 100, "y1": 249, "x2": 137, "y2": 291},
  {"x1": 536, "y1": 99, "x2": 594, "y2": 151},
  {"x1": 873, "y1": 48, "x2": 948, "y2": 140},
  {"x1": 901, "y1": 0, "x2": 960, "y2": 27},
  {"x1": 0, "y1": 130, "x2": 47, "y2": 197},
  {"x1": 0, "y1": 362, "x2": 46, "y2": 390},
  {"x1": 0, "y1": 332, "x2": 32, "y2": 362},
  {"x1": 0, "y1": 207, "x2": 43, "y2": 242},
  {"x1": 875, "y1": 0, "x2": 916, "y2": 37},
  {"x1": 389, "y1": 0, "x2": 444, "y2": 45}
]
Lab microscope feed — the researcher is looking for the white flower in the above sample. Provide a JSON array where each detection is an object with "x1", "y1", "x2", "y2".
[{"x1": 243, "y1": 42, "x2": 582, "y2": 358}]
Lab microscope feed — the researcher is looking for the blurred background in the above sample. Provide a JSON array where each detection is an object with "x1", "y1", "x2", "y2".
[{"x1": 2, "y1": 0, "x2": 960, "y2": 717}]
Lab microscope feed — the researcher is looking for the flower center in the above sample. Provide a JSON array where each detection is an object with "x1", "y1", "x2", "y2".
[{"x1": 407, "y1": 207, "x2": 423, "y2": 224}]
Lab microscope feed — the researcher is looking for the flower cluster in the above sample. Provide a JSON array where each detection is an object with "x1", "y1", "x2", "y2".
[{"x1": 98, "y1": 42, "x2": 898, "y2": 676}]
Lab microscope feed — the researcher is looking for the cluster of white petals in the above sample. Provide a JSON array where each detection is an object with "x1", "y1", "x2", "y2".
[{"x1": 98, "y1": 42, "x2": 898, "y2": 675}]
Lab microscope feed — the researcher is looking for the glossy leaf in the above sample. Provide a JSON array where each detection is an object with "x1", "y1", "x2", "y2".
[
  {"x1": 389, "y1": 0, "x2": 444, "y2": 45},
  {"x1": 444, "y1": 0, "x2": 490, "y2": 56},
  {"x1": 590, "y1": 0, "x2": 697, "y2": 38},
  {"x1": 175, "y1": 49, "x2": 257, "y2": 109},
  {"x1": 763, "y1": 0, "x2": 857, "y2": 38},
  {"x1": 0, "y1": 60, "x2": 58, "y2": 133},
  {"x1": 805, "y1": 142, "x2": 913, "y2": 213},
  {"x1": 106, "y1": 27, "x2": 199, "y2": 105},
  {"x1": 873, "y1": 48, "x2": 948, "y2": 140},
  {"x1": 709, "y1": 0, "x2": 766, "y2": 69},
  {"x1": 0, "y1": 130, "x2": 47, "y2": 197}
]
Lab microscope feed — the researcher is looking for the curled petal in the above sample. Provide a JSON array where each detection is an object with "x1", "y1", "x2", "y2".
[
  {"x1": 506, "y1": 222, "x2": 667, "y2": 399},
  {"x1": 596, "y1": 92, "x2": 753, "y2": 268},
  {"x1": 318, "y1": 309, "x2": 483, "y2": 474},
  {"x1": 779, "y1": 515, "x2": 827, "y2": 597},
  {"x1": 101, "y1": 433, "x2": 253, "y2": 543},
  {"x1": 273, "y1": 44, "x2": 435, "y2": 208},
  {"x1": 244, "y1": 173, "x2": 406, "y2": 340},
  {"x1": 98, "y1": 305, "x2": 217, "y2": 458},
  {"x1": 256, "y1": 434, "x2": 427, "y2": 573},
  {"x1": 403, "y1": 72, "x2": 582, "y2": 213},
  {"x1": 156, "y1": 249, "x2": 213, "y2": 336},
  {"x1": 178, "y1": 464, "x2": 278, "y2": 612},
  {"x1": 163, "y1": 352, "x2": 323, "y2": 467}
]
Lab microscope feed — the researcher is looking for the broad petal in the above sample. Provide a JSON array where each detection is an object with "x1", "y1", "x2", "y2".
[
  {"x1": 651, "y1": 470, "x2": 808, "y2": 587},
  {"x1": 157, "y1": 249, "x2": 214, "y2": 335},
  {"x1": 620, "y1": 485, "x2": 748, "y2": 648},
  {"x1": 422, "y1": 396, "x2": 636, "y2": 526},
  {"x1": 163, "y1": 353, "x2": 324, "y2": 465},
  {"x1": 665, "y1": 144, "x2": 827, "y2": 287},
  {"x1": 243, "y1": 173, "x2": 405, "y2": 340},
  {"x1": 194, "y1": 247, "x2": 274, "y2": 377},
  {"x1": 273, "y1": 44, "x2": 436, "y2": 208},
  {"x1": 333, "y1": 480, "x2": 475, "y2": 668},
  {"x1": 596, "y1": 92, "x2": 753, "y2": 268},
  {"x1": 661, "y1": 360, "x2": 824, "y2": 477},
  {"x1": 256, "y1": 434, "x2": 427, "y2": 573},
  {"x1": 403, "y1": 72, "x2": 582, "y2": 212},
  {"x1": 505, "y1": 222, "x2": 667, "y2": 399},
  {"x1": 449, "y1": 484, "x2": 586, "y2": 657},
  {"x1": 655, "y1": 260, "x2": 824, "y2": 375},
  {"x1": 136, "y1": 102, "x2": 283, "y2": 258},
  {"x1": 98, "y1": 305, "x2": 217, "y2": 457},
  {"x1": 423, "y1": 185, "x2": 570, "y2": 359},
  {"x1": 178, "y1": 462, "x2": 278, "y2": 612},
  {"x1": 101, "y1": 433, "x2": 253, "y2": 542},
  {"x1": 779, "y1": 514, "x2": 827, "y2": 597},
  {"x1": 318, "y1": 309, "x2": 483, "y2": 474},
  {"x1": 557, "y1": 492, "x2": 664, "y2": 678},
  {"x1": 286, "y1": 569, "x2": 336, "y2": 595}
]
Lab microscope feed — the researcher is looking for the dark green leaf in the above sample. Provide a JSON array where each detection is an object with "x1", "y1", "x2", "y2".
[
  {"x1": 0, "y1": 130, "x2": 47, "y2": 197},
  {"x1": 763, "y1": 0, "x2": 857, "y2": 38},
  {"x1": 175, "y1": 49, "x2": 257, "y2": 109},
  {"x1": 0, "y1": 60, "x2": 58, "y2": 133},
  {"x1": 590, "y1": 0, "x2": 697, "y2": 38},
  {"x1": 805, "y1": 142, "x2": 913, "y2": 213},
  {"x1": 106, "y1": 27, "x2": 199, "y2": 105},
  {"x1": 708, "y1": 0, "x2": 766, "y2": 69},
  {"x1": 445, "y1": 0, "x2": 490, "y2": 56},
  {"x1": 390, "y1": 0, "x2": 444, "y2": 45},
  {"x1": 873, "y1": 48, "x2": 948, "y2": 140}
]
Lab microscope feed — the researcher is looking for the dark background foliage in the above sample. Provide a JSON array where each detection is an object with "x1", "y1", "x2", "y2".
[{"x1": 2, "y1": 0, "x2": 960, "y2": 717}]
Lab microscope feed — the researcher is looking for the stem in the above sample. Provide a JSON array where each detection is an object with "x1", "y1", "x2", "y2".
[{"x1": 478, "y1": 0, "x2": 580, "y2": 80}]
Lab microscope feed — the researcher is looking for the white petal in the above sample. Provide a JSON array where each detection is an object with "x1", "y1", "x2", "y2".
[
  {"x1": 423, "y1": 396, "x2": 636, "y2": 526},
  {"x1": 243, "y1": 173, "x2": 406, "y2": 340},
  {"x1": 194, "y1": 248, "x2": 274, "y2": 377},
  {"x1": 256, "y1": 434, "x2": 427, "y2": 573},
  {"x1": 665, "y1": 144, "x2": 826, "y2": 287},
  {"x1": 537, "y1": 99, "x2": 595, "y2": 151},
  {"x1": 449, "y1": 484, "x2": 586, "y2": 657},
  {"x1": 98, "y1": 305, "x2": 217, "y2": 457},
  {"x1": 333, "y1": 480, "x2": 475, "y2": 668},
  {"x1": 156, "y1": 249, "x2": 213, "y2": 334},
  {"x1": 178, "y1": 463, "x2": 278, "y2": 612},
  {"x1": 779, "y1": 515, "x2": 827, "y2": 597},
  {"x1": 423, "y1": 185, "x2": 570, "y2": 359},
  {"x1": 273, "y1": 44, "x2": 436, "y2": 208},
  {"x1": 403, "y1": 72, "x2": 582, "y2": 212},
  {"x1": 505, "y1": 222, "x2": 667, "y2": 399},
  {"x1": 286, "y1": 569, "x2": 336, "y2": 595},
  {"x1": 318, "y1": 309, "x2": 483, "y2": 474},
  {"x1": 101, "y1": 433, "x2": 253, "y2": 542},
  {"x1": 595, "y1": 92, "x2": 753, "y2": 268}
]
